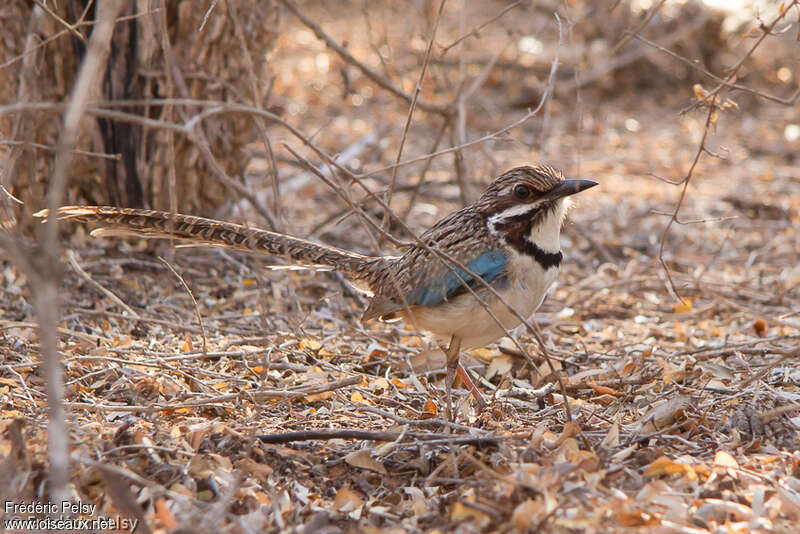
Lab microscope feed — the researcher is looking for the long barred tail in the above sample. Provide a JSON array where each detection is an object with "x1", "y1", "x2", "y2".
[{"x1": 35, "y1": 206, "x2": 384, "y2": 286}]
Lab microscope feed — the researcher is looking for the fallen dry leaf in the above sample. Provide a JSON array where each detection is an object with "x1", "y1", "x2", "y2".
[
  {"x1": 713, "y1": 450, "x2": 738, "y2": 469},
  {"x1": 485, "y1": 354, "x2": 512, "y2": 381},
  {"x1": 421, "y1": 400, "x2": 438, "y2": 419},
  {"x1": 600, "y1": 421, "x2": 620, "y2": 448},
  {"x1": 753, "y1": 318, "x2": 767, "y2": 336},
  {"x1": 345, "y1": 450, "x2": 387, "y2": 474},
  {"x1": 512, "y1": 498, "x2": 544, "y2": 530},
  {"x1": 644, "y1": 456, "x2": 698, "y2": 481},
  {"x1": 333, "y1": 487, "x2": 363, "y2": 512},
  {"x1": 451, "y1": 500, "x2": 491, "y2": 529},
  {"x1": 674, "y1": 298, "x2": 693, "y2": 314},
  {"x1": 155, "y1": 498, "x2": 177, "y2": 530}
]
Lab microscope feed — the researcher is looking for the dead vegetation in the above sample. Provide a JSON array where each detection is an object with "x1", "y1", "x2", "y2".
[{"x1": 1, "y1": 0, "x2": 799, "y2": 532}]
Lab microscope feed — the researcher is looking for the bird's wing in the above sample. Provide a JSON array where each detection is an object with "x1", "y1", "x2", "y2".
[
  {"x1": 362, "y1": 206, "x2": 506, "y2": 322},
  {"x1": 406, "y1": 249, "x2": 508, "y2": 306},
  {"x1": 361, "y1": 248, "x2": 508, "y2": 321}
]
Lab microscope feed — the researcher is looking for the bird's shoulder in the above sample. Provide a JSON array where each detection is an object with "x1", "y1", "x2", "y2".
[
  {"x1": 392, "y1": 207, "x2": 496, "y2": 283},
  {"x1": 412, "y1": 206, "x2": 492, "y2": 258}
]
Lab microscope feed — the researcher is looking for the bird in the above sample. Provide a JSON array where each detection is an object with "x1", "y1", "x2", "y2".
[{"x1": 36, "y1": 165, "x2": 597, "y2": 420}]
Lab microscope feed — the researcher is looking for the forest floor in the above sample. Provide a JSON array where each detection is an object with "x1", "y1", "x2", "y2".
[{"x1": 1, "y1": 2, "x2": 800, "y2": 533}]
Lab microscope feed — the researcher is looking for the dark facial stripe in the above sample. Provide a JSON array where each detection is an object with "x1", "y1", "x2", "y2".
[{"x1": 492, "y1": 200, "x2": 558, "y2": 226}]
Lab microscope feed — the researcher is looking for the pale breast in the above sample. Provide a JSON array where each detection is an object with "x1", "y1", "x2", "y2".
[{"x1": 405, "y1": 254, "x2": 559, "y2": 349}]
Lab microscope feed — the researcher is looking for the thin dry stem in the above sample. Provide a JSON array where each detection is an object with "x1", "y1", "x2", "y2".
[
  {"x1": 36, "y1": 0, "x2": 124, "y2": 505},
  {"x1": 159, "y1": 257, "x2": 208, "y2": 355}
]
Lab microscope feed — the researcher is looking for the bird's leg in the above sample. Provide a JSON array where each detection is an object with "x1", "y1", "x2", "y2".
[
  {"x1": 444, "y1": 335, "x2": 462, "y2": 423},
  {"x1": 455, "y1": 363, "x2": 487, "y2": 410}
]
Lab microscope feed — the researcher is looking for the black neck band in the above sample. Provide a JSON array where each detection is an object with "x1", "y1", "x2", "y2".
[
  {"x1": 518, "y1": 237, "x2": 562, "y2": 269},
  {"x1": 489, "y1": 209, "x2": 562, "y2": 269}
]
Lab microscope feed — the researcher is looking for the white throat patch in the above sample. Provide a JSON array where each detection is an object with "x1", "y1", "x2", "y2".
[
  {"x1": 528, "y1": 200, "x2": 566, "y2": 253},
  {"x1": 486, "y1": 199, "x2": 567, "y2": 254}
]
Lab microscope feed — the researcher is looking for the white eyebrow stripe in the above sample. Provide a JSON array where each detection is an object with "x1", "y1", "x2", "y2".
[
  {"x1": 486, "y1": 203, "x2": 542, "y2": 237},
  {"x1": 490, "y1": 202, "x2": 543, "y2": 219}
]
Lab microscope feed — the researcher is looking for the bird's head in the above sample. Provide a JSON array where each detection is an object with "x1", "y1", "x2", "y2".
[{"x1": 478, "y1": 165, "x2": 597, "y2": 255}]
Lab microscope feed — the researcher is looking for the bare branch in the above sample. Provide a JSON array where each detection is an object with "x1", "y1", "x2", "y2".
[
  {"x1": 383, "y1": 0, "x2": 447, "y2": 231},
  {"x1": 36, "y1": 0, "x2": 125, "y2": 506},
  {"x1": 279, "y1": 0, "x2": 451, "y2": 116}
]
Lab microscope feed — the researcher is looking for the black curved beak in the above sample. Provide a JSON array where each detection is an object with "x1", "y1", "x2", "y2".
[{"x1": 541, "y1": 179, "x2": 598, "y2": 202}]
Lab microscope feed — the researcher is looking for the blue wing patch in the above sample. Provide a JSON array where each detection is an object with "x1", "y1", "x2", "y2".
[{"x1": 407, "y1": 249, "x2": 508, "y2": 307}]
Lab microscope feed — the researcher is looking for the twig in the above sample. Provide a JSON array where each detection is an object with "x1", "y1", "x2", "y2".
[
  {"x1": 0, "y1": 25, "x2": 68, "y2": 70},
  {"x1": 101, "y1": 444, "x2": 195, "y2": 457},
  {"x1": 401, "y1": 118, "x2": 450, "y2": 221},
  {"x1": 153, "y1": 0, "x2": 279, "y2": 230},
  {"x1": 255, "y1": 429, "x2": 501, "y2": 446},
  {"x1": 158, "y1": 257, "x2": 208, "y2": 355},
  {"x1": 439, "y1": 0, "x2": 525, "y2": 54},
  {"x1": 383, "y1": 0, "x2": 446, "y2": 231},
  {"x1": 631, "y1": 32, "x2": 800, "y2": 106},
  {"x1": 0, "y1": 98, "x2": 541, "y2": 183},
  {"x1": 456, "y1": 498, "x2": 504, "y2": 521},
  {"x1": 675, "y1": 335, "x2": 800, "y2": 361},
  {"x1": 4, "y1": 351, "x2": 308, "y2": 374},
  {"x1": 559, "y1": 14, "x2": 709, "y2": 94},
  {"x1": 355, "y1": 404, "x2": 487, "y2": 434},
  {"x1": 0, "y1": 5, "x2": 152, "y2": 71},
  {"x1": 657, "y1": 1, "x2": 799, "y2": 301},
  {"x1": 35, "y1": 0, "x2": 124, "y2": 505},
  {"x1": 73, "y1": 308, "x2": 250, "y2": 336},
  {"x1": 67, "y1": 250, "x2": 140, "y2": 319},
  {"x1": 173, "y1": 375, "x2": 362, "y2": 407},
  {"x1": 451, "y1": 94, "x2": 469, "y2": 207},
  {"x1": 64, "y1": 376, "x2": 363, "y2": 413},
  {"x1": 721, "y1": 298, "x2": 800, "y2": 330},
  {"x1": 686, "y1": 1, "x2": 800, "y2": 113},
  {"x1": 227, "y1": 0, "x2": 282, "y2": 227},
  {"x1": 284, "y1": 144, "x2": 410, "y2": 248},
  {"x1": 759, "y1": 403, "x2": 800, "y2": 424},
  {"x1": 279, "y1": 0, "x2": 450, "y2": 116},
  {"x1": 0, "y1": 320, "x2": 112, "y2": 345},
  {"x1": 361, "y1": 93, "x2": 554, "y2": 176},
  {"x1": 564, "y1": 374, "x2": 656, "y2": 393},
  {"x1": 32, "y1": 0, "x2": 86, "y2": 42},
  {"x1": 0, "y1": 139, "x2": 121, "y2": 160},
  {"x1": 6, "y1": 365, "x2": 36, "y2": 407},
  {"x1": 278, "y1": 129, "x2": 382, "y2": 200},
  {"x1": 609, "y1": 0, "x2": 666, "y2": 56}
]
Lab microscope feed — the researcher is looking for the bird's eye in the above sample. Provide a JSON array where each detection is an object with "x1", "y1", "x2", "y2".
[{"x1": 512, "y1": 184, "x2": 532, "y2": 200}]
